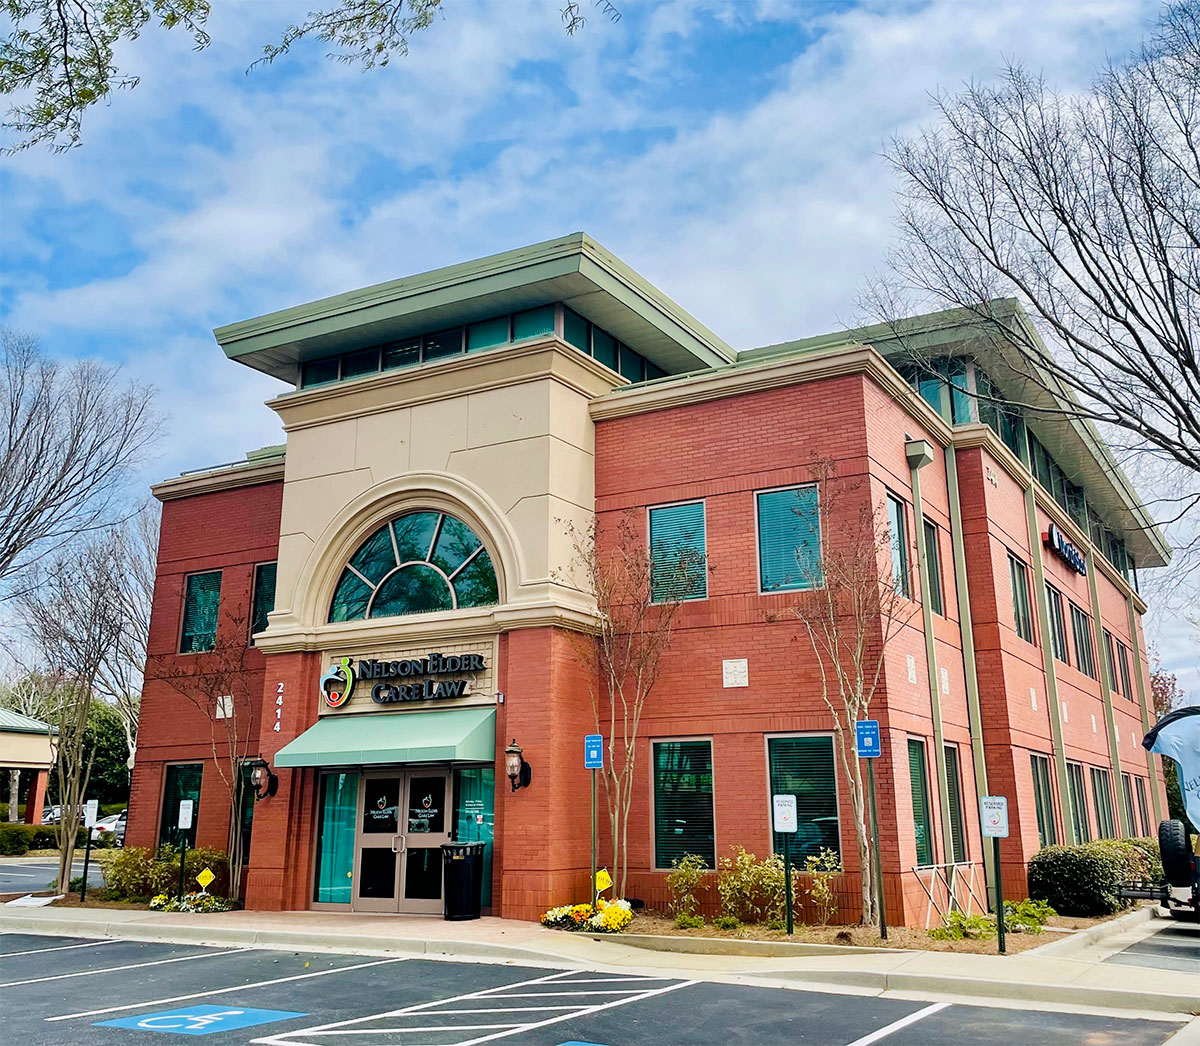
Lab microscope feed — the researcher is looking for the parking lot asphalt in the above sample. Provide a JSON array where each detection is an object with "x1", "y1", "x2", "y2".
[
  {"x1": 0, "y1": 859, "x2": 106, "y2": 894},
  {"x1": 1104, "y1": 919, "x2": 1200, "y2": 975},
  {"x1": 2, "y1": 932, "x2": 1191, "y2": 1046}
]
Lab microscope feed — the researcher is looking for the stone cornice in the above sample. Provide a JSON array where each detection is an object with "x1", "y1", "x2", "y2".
[
  {"x1": 588, "y1": 344, "x2": 956, "y2": 447},
  {"x1": 152, "y1": 460, "x2": 285, "y2": 502}
]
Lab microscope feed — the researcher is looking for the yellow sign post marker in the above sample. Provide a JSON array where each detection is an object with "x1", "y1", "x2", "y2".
[
  {"x1": 595, "y1": 868, "x2": 612, "y2": 893},
  {"x1": 195, "y1": 867, "x2": 215, "y2": 892}
]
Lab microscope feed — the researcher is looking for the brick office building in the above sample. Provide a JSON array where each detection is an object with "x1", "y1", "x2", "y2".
[{"x1": 127, "y1": 234, "x2": 1169, "y2": 924}]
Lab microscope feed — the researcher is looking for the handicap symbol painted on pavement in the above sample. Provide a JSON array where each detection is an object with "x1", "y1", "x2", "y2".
[{"x1": 96, "y1": 1005, "x2": 307, "y2": 1036}]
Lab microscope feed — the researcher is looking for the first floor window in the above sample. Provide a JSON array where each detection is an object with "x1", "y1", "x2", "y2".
[
  {"x1": 1121, "y1": 773, "x2": 1137, "y2": 838},
  {"x1": 1134, "y1": 776, "x2": 1150, "y2": 837},
  {"x1": 1008, "y1": 554, "x2": 1034, "y2": 643},
  {"x1": 181, "y1": 571, "x2": 221, "y2": 652},
  {"x1": 238, "y1": 763, "x2": 255, "y2": 862},
  {"x1": 1030, "y1": 754, "x2": 1057, "y2": 848},
  {"x1": 1067, "y1": 762, "x2": 1091, "y2": 843},
  {"x1": 944, "y1": 744, "x2": 967, "y2": 863},
  {"x1": 888, "y1": 495, "x2": 911, "y2": 597},
  {"x1": 653, "y1": 740, "x2": 715, "y2": 869},
  {"x1": 1091, "y1": 767, "x2": 1116, "y2": 838},
  {"x1": 909, "y1": 738, "x2": 934, "y2": 867},
  {"x1": 251, "y1": 561, "x2": 277, "y2": 641},
  {"x1": 649, "y1": 502, "x2": 707, "y2": 602},
  {"x1": 158, "y1": 763, "x2": 202, "y2": 849},
  {"x1": 1070, "y1": 602, "x2": 1097, "y2": 679},
  {"x1": 768, "y1": 735, "x2": 841, "y2": 863}
]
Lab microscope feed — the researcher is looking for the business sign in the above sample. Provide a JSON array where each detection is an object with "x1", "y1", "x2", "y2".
[
  {"x1": 1043, "y1": 523, "x2": 1087, "y2": 576},
  {"x1": 96, "y1": 1006, "x2": 307, "y2": 1036},
  {"x1": 584, "y1": 734, "x2": 603, "y2": 769},
  {"x1": 177, "y1": 799, "x2": 194, "y2": 831},
  {"x1": 320, "y1": 652, "x2": 487, "y2": 708},
  {"x1": 855, "y1": 720, "x2": 881, "y2": 758},
  {"x1": 83, "y1": 799, "x2": 98, "y2": 828},
  {"x1": 980, "y1": 795, "x2": 1009, "y2": 838},
  {"x1": 772, "y1": 794, "x2": 798, "y2": 833}
]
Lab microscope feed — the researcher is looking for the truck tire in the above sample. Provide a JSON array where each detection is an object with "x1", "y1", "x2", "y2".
[{"x1": 1159, "y1": 819, "x2": 1191, "y2": 888}]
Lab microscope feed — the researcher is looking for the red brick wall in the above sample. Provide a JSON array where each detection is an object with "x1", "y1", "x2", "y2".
[{"x1": 126, "y1": 479, "x2": 283, "y2": 858}]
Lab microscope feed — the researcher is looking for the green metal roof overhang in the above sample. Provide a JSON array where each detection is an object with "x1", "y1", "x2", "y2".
[
  {"x1": 274, "y1": 707, "x2": 496, "y2": 768},
  {"x1": 214, "y1": 233, "x2": 734, "y2": 381}
]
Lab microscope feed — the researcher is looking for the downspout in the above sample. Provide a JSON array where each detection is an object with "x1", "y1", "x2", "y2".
[{"x1": 906, "y1": 439, "x2": 955, "y2": 867}]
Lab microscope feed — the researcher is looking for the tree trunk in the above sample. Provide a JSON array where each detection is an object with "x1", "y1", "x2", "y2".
[{"x1": 7, "y1": 770, "x2": 18, "y2": 822}]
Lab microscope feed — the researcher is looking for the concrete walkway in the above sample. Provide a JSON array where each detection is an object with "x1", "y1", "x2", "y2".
[{"x1": 1, "y1": 904, "x2": 1196, "y2": 1016}]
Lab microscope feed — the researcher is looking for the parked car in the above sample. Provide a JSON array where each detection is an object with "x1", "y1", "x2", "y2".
[
  {"x1": 40, "y1": 805, "x2": 63, "y2": 825},
  {"x1": 91, "y1": 810, "x2": 127, "y2": 847}
]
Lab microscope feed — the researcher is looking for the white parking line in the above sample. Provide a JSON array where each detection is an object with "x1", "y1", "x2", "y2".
[
  {"x1": 252, "y1": 970, "x2": 696, "y2": 1046},
  {"x1": 44, "y1": 957, "x2": 410, "y2": 1021},
  {"x1": 2, "y1": 939, "x2": 117, "y2": 958},
  {"x1": 0, "y1": 871, "x2": 38, "y2": 877},
  {"x1": 843, "y1": 1002, "x2": 950, "y2": 1046},
  {"x1": 2, "y1": 947, "x2": 248, "y2": 987}
]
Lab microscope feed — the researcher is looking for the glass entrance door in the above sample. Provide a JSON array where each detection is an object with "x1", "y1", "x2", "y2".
[{"x1": 353, "y1": 770, "x2": 450, "y2": 913}]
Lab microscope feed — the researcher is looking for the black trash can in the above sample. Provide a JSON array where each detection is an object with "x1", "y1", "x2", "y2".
[{"x1": 442, "y1": 841, "x2": 485, "y2": 921}]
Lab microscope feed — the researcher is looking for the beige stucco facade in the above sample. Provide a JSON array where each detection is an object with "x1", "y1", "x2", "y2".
[
  {"x1": 256, "y1": 338, "x2": 620, "y2": 657},
  {"x1": 0, "y1": 729, "x2": 53, "y2": 771}
]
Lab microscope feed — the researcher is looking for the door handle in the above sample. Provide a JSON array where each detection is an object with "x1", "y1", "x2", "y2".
[
  {"x1": 391, "y1": 835, "x2": 400, "y2": 854},
  {"x1": 397, "y1": 834, "x2": 407, "y2": 854}
]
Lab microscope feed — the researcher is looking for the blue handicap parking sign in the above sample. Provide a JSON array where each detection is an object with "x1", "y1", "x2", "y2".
[
  {"x1": 855, "y1": 719, "x2": 881, "y2": 758},
  {"x1": 97, "y1": 1005, "x2": 307, "y2": 1036},
  {"x1": 584, "y1": 734, "x2": 603, "y2": 769}
]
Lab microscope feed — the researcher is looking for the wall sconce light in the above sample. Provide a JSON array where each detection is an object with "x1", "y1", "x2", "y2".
[
  {"x1": 504, "y1": 738, "x2": 531, "y2": 792},
  {"x1": 246, "y1": 756, "x2": 278, "y2": 800}
]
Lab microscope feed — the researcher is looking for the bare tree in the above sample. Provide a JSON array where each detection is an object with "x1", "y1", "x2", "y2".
[
  {"x1": 560, "y1": 513, "x2": 697, "y2": 897},
  {"x1": 92, "y1": 507, "x2": 159, "y2": 771},
  {"x1": 786, "y1": 461, "x2": 920, "y2": 926},
  {"x1": 149, "y1": 609, "x2": 259, "y2": 898},
  {"x1": 880, "y1": 2, "x2": 1200, "y2": 484},
  {"x1": 0, "y1": 328, "x2": 160, "y2": 588},
  {"x1": 16, "y1": 539, "x2": 129, "y2": 891}
]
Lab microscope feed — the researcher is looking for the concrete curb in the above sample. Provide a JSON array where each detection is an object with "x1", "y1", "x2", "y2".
[
  {"x1": 1028, "y1": 905, "x2": 1156, "y2": 957},
  {"x1": 608, "y1": 932, "x2": 893, "y2": 958}
]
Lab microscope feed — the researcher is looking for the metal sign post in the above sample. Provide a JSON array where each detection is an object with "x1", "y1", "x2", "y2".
[
  {"x1": 980, "y1": 795, "x2": 1009, "y2": 954},
  {"x1": 177, "y1": 799, "x2": 194, "y2": 903},
  {"x1": 772, "y1": 794, "x2": 798, "y2": 934},
  {"x1": 584, "y1": 735, "x2": 603, "y2": 905},
  {"x1": 80, "y1": 799, "x2": 98, "y2": 903},
  {"x1": 855, "y1": 720, "x2": 886, "y2": 940}
]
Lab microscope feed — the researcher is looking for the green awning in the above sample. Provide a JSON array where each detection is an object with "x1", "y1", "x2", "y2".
[{"x1": 274, "y1": 708, "x2": 495, "y2": 768}]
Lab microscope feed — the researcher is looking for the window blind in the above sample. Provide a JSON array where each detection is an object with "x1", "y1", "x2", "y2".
[
  {"x1": 653, "y1": 741, "x2": 714, "y2": 868},
  {"x1": 757, "y1": 486, "x2": 821, "y2": 592},
  {"x1": 888, "y1": 495, "x2": 910, "y2": 597},
  {"x1": 649, "y1": 502, "x2": 706, "y2": 602},
  {"x1": 923, "y1": 519, "x2": 943, "y2": 615},
  {"x1": 1030, "y1": 754, "x2": 1057, "y2": 847},
  {"x1": 909, "y1": 739, "x2": 933, "y2": 867},
  {"x1": 158, "y1": 763, "x2": 202, "y2": 849},
  {"x1": 1008, "y1": 555, "x2": 1033, "y2": 643},
  {"x1": 1091, "y1": 767, "x2": 1116, "y2": 837},
  {"x1": 251, "y1": 562, "x2": 277, "y2": 641},
  {"x1": 238, "y1": 763, "x2": 255, "y2": 861},
  {"x1": 1046, "y1": 585, "x2": 1069, "y2": 665},
  {"x1": 944, "y1": 745, "x2": 966, "y2": 863},
  {"x1": 1067, "y1": 763, "x2": 1090, "y2": 842},
  {"x1": 181, "y1": 572, "x2": 221, "y2": 653},
  {"x1": 1134, "y1": 777, "x2": 1149, "y2": 837},
  {"x1": 1121, "y1": 774, "x2": 1136, "y2": 838},
  {"x1": 1070, "y1": 603, "x2": 1096, "y2": 678},
  {"x1": 768, "y1": 736, "x2": 840, "y2": 863}
]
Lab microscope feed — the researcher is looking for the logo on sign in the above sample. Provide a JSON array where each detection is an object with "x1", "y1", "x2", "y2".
[
  {"x1": 320, "y1": 656, "x2": 356, "y2": 708},
  {"x1": 1044, "y1": 523, "x2": 1087, "y2": 576}
]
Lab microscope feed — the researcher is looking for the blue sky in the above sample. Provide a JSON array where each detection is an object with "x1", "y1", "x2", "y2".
[{"x1": 2, "y1": 0, "x2": 1194, "y2": 695}]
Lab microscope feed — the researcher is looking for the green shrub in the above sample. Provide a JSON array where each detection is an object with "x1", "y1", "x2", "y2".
[
  {"x1": 1027, "y1": 839, "x2": 1154, "y2": 916},
  {"x1": 0, "y1": 824, "x2": 37, "y2": 856},
  {"x1": 766, "y1": 918, "x2": 786, "y2": 932},
  {"x1": 666, "y1": 853, "x2": 709, "y2": 918},
  {"x1": 927, "y1": 911, "x2": 997, "y2": 940},
  {"x1": 103, "y1": 846, "x2": 230, "y2": 901},
  {"x1": 804, "y1": 847, "x2": 841, "y2": 925},
  {"x1": 717, "y1": 846, "x2": 799, "y2": 923},
  {"x1": 713, "y1": 915, "x2": 740, "y2": 930},
  {"x1": 674, "y1": 912, "x2": 704, "y2": 929},
  {"x1": 1004, "y1": 898, "x2": 1056, "y2": 933}
]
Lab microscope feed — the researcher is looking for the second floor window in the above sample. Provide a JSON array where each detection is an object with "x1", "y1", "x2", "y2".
[
  {"x1": 1007, "y1": 554, "x2": 1034, "y2": 643},
  {"x1": 181, "y1": 571, "x2": 221, "y2": 653},
  {"x1": 888, "y1": 494, "x2": 910, "y2": 597},
  {"x1": 649, "y1": 502, "x2": 707, "y2": 602},
  {"x1": 757, "y1": 485, "x2": 822, "y2": 592},
  {"x1": 1046, "y1": 584, "x2": 1069, "y2": 665},
  {"x1": 251, "y1": 562, "x2": 278, "y2": 642},
  {"x1": 923, "y1": 519, "x2": 944, "y2": 615},
  {"x1": 1070, "y1": 602, "x2": 1097, "y2": 679}
]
